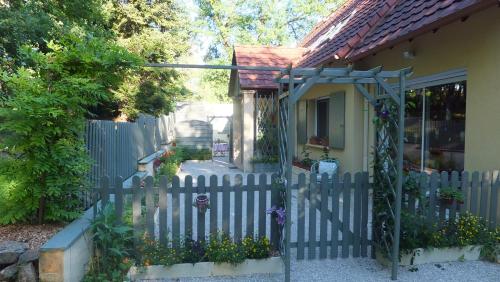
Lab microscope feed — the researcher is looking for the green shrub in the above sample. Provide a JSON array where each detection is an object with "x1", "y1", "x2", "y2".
[
  {"x1": 84, "y1": 205, "x2": 134, "y2": 282},
  {"x1": 206, "y1": 234, "x2": 245, "y2": 265},
  {"x1": 242, "y1": 236, "x2": 271, "y2": 259}
]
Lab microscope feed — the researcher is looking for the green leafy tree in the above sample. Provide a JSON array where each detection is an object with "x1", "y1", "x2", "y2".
[
  {"x1": 0, "y1": 34, "x2": 140, "y2": 224},
  {"x1": 105, "y1": 0, "x2": 192, "y2": 119}
]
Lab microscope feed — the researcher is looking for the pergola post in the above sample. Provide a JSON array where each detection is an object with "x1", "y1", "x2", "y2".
[
  {"x1": 284, "y1": 69, "x2": 294, "y2": 282},
  {"x1": 391, "y1": 70, "x2": 406, "y2": 280}
]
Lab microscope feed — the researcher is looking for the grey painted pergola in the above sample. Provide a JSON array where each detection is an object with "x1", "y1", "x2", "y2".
[
  {"x1": 146, "y1": 63, "x2": 412, "y2": 281},
  {"x1": 274, "y1": 65, "x2": 412, "y2": 281}
]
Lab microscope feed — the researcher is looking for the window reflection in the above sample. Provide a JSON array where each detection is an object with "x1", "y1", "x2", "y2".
[{"x1": 404, "y1": 81, "x2": 466, "y2": 173}]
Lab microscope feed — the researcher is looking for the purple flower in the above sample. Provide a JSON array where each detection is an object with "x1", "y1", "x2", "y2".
[{"x1": 266, "y1": 205, "x2": 286, "y2": 226}]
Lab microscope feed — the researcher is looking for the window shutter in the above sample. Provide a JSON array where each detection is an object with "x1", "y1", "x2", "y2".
[
  {"x1": 306, "y1": 100, "x2": 316, "y2": 140},
  {"x1": 329, "y1": 91, "x2": 345, "y2": 149},
  {"x1": 297, "y1": 100, "x2": 307, "y2": 144}
]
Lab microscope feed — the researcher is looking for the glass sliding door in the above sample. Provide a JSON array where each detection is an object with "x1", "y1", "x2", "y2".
[{"x1": 404, "y1": 81, "x2": 467, "y2": 173}]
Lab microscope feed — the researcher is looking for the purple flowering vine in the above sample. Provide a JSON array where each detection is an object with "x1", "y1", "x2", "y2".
[{"x1": 266, "y1": 205, "x2": 286, "y2": 226}]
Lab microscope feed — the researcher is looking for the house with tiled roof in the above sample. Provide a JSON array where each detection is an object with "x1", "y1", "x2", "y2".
[{"x1": 228, "y1": 0, "x2": 500, "y2": 173}]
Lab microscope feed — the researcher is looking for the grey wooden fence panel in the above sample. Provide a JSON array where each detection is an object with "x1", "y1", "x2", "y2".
[
  {"x1": 470, "y1": 171, "x2": 480, "y2": 215},
  {"x1": 115, "y1": 176, "x2": 124, "y2": 225},
  {"x1": 352, "y1": 172, "x2": 362, "y2": 258},
  {"x1": 319, "y1": 174, "x2": 329, "y2": 259},
  {"x1": 197, "y1": 175, "x2": 206, "y2": 241},
  {"x1": 246, "y1": 174, "x2": 255, "y2": 238},
  {"x1": 132, "y1": 176, "x2": 142, "y2": 243},
  {"x1": 330, "y1": 175, "x2": 340, "y2": 259},
  {"x1": 234, "y1": 174, "x2": 243, "y2": 242},
  {"x1": 172, "y1": 176, "x2": 181, "y2": 248},
  {"x1": 258, "y1": 174, "x2": 267, "y2": 238},
  {"x1": 145, "y1": 176, "x2": 155, "y2": 238},
  {"x1": 209, "y1": 175, "x2": 218, "y2": 236},
  {"x1": 159, "y1": 176, "x2": 168, "y2": 246},
  {"x1": 360, "y1": 172, "x2": 369, "y2": 257},
  {"x1": 341, "y1": 173, "x2": 351, "y2": 258},
  {"x1": 185, "y1": 176, "x2": 193, "y2": 237},
  {"x1": 297, "y1": 174, "x2": 306, "y2": 260},
  {"x1": 308, "y1": 173, "x2": 318, "y2": 260},
  {"x1": 480, "y1": 172, "x2": 490, "y2": 219},
  {"x1": 222, "y1": 175, "x2": 230, "y2": 235}
]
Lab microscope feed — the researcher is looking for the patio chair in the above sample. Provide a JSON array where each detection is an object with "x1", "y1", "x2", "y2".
[{"x1": 310, "y1": 159, "x2": 339, "y2": 183}]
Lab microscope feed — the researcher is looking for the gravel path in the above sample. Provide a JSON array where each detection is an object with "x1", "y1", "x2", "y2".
[{"x1": 141, "y1": 258, "x2": 500, "y2": 282}]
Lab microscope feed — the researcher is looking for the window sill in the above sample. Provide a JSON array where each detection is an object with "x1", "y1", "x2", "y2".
[{"x1": 305, "y1": 143, "x2": 329, "y2": 150}]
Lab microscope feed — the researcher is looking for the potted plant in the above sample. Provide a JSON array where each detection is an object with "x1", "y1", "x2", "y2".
[{"x1": 439, "y1": 186, "x2": 464, "y2": 205}]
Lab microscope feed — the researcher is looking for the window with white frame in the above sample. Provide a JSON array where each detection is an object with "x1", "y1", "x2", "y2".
[{"x1": 404, "y1": 70, "x2": 467, "y2": 173}]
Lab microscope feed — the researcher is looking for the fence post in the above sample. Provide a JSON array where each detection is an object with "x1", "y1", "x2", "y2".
[
  {"x1": 132, "y1": 176, "x2": 142, "y2": 247},
  {"x1": 159, "y1": 175, "x2": 168, "y2": 246}
]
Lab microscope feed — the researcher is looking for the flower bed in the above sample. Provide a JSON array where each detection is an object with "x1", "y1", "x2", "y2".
[
  {"x1": 377, "y1": 245, "x2": 482, "y2": 266},
  {"x1": 127, "y1": 257, "x2": 283, "y2": 280}
]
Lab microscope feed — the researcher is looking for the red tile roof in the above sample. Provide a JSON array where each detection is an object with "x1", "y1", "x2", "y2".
[
  {"x1": 234, "y1": 46, "x2": 305, "y2": 89},
  {"x1": 232, "y1": 0, "x2": 496, "y2": 89},
  {"x1": 348, "y1": 0, "x2": 497, "y2": 60},
  {"x1": 297, "y1": 0, "x2": 398, "y2": 67}
]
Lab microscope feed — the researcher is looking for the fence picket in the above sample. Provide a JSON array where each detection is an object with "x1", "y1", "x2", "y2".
[
  {"x1": 258, "y1": 174, "x2": 267, "y2": 238},
  {"x1": 297, "y1": 174, "x2": 306, "y2": 260},
  {"x1": 234, "y1": 174, "x2": 243, "y2": 242},
  {"x1": 132, "y1": 176, "x2": 142, "y2": 243},
  {"x1": 100, "y1": 176, "x2": 110, "y2": 208},
  {"x1": 330, "y1": 174, "x2": 340, "y2": 259},
  {"x1": 270, "y1": 174, "x2": 280, "y2": 250},
  {"x1": 319, "y1": 174, "x2": 329, "y2": 259},
  {"x1": 427, "y1": 172, "x2": 439, "y2": 222},
  {"x1": 115, "y1": 176, "x2": 124, "y2": 224},
  {"x1": 222, "y1": 175, "x2": 230, "y2": 235},
  {"x1": 470, "y1": 171, "x2": 480, "y2": 215},
  {"x1": 360, "y1": 172, "x2": 369, "y2": 257},
  {"x1": 143, "y1": 176, "x2": 154, "y2": 238},
  {"x1": 490, "y1": 174, "x2": 499, "y2": 228},
  {"x1": 185, "y1": 176, "x2": 193, "y2": 237},
  {"x1": 450, "y1": 171, "x2": 460, "y2": 221},
  {"x1": 172, "y1": 176, "x2": 181, "y2": 248},
  {"x1": 197, "y1": 175, "x2": 206, "y2": 242},
  {"x1": 461, "y1": 171, "x2": 469, "y2": 213},
  {"x1": 439, "y1": 171, "x2": 449, "y2": 223},
  {"x1": 308, "y1": 173, "x2": 318, "y2": 260},
  {"x1": 159, "y1": 175, "x2": 168, "y2": 246},
  {"x1": 480, "y1": 172, "x2": 491, "y2": 219},
  {"x1": 342, "y1": 173, "x2": 351, "y2": 258},
  {"x1": 209, "y1": 175, "x2": 218, "y2": 237},
  {"x1": 246, "y1": 174, "x2": 255, "y2": 238},
  {"x1": 352, "y1": 172, "x2": 362, "y2": 257}
]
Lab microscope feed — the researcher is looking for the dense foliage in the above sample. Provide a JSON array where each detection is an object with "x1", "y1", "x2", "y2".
[
  {"x1": 0, "y1": 34, "x2": 140, "y2": 224},
  {"x1": 0, "y1": 0, "x2": 189, "y2": 224}
]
